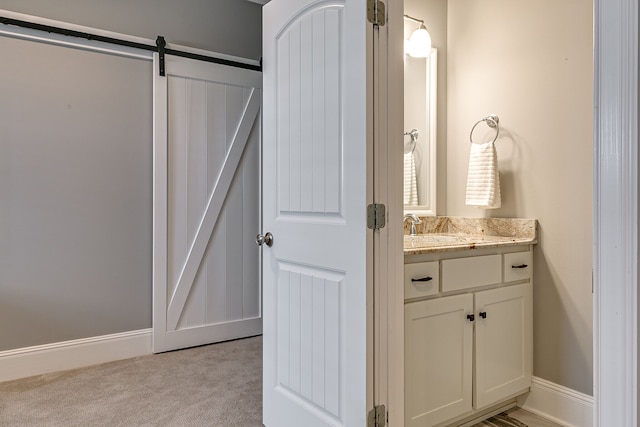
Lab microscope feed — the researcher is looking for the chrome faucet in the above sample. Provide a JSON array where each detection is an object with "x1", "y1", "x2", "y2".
[{"x1": 403, "y1": 213, "x2": 422, "y2": 236}]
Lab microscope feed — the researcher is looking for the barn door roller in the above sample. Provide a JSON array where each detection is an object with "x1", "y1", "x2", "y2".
[{"x1": 156, "y1": 36, "x2": 166, "y2": 76}]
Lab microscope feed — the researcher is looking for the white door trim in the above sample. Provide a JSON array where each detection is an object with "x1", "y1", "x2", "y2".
[
  {"x1": 593, "y1": 0, "x2": 638, "y2": 425},
  {"x1": 377, "y1": 0, "x2": 405, "y2": 425}
]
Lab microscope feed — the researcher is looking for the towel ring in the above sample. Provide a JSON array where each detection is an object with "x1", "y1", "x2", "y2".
[
  {"x1": 404, "y1": 128, "x2": 419, "y2": 153},
  {"x1": 470, "y1": 114, "x2": 500, "y2": 144}
]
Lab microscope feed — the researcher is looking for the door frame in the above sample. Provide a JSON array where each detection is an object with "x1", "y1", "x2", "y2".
[
  {"x1": 375, "y1": 0, "x2": 405, "y2": 425},
  {"x1": 386, "y1": 0, "x2": 639, "y2": 424},
  {"x1": 593, "y1": 0, "x2": 639, "y2": 425}
]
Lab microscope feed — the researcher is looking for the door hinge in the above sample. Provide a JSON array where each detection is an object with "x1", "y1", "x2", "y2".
[
  {"x1": 367, "y1": 405, "x2": 386, "y2": 427},
  {"x1": 367, "y1": 203, "x2": 386, "y2": 230},
  {"x1": 367, "y1": 0, "x2": 386, "y2": 26}
]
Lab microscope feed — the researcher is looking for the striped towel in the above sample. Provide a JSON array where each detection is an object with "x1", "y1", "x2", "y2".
[
  {"x1": 404, "y1": 152, "x2": 418, "y2": 205},
  {"x1": 465, "y1": 141, "x2": 501, "y2": 209}
]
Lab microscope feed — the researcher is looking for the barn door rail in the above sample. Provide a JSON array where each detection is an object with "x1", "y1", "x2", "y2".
[{"x1": 0, "y1": 16, "x2": 261, "y2": 73}]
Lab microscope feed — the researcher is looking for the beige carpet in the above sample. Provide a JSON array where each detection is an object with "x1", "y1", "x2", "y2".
[{"x1": 0, "y1": 336, "x2": 262, "y2": 426}]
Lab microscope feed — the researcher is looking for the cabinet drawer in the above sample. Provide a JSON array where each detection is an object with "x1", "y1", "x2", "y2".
[
  {"x1": 504, "y1": 251, "x2": 533, "y2": 282},
  {"x1": 441, "y1": 255, "x2": 501, "y2": 292},
  {"x1": 405, "y1": 261, "x2": 439, "y2": 299}
]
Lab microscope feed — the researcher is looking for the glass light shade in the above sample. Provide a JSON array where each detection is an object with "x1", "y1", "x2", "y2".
[{"x1": 408, "y1": 25, "x2": 432, "y2": 58}]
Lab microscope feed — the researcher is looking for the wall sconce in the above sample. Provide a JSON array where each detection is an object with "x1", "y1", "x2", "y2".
[{"x1": 404, "y1": 14, "x2": 432, "y2": 58}]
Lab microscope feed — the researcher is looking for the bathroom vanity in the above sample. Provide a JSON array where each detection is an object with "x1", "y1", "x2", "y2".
[{"x1": 403, "y1": 217, "x2": 537, "y2": 427}]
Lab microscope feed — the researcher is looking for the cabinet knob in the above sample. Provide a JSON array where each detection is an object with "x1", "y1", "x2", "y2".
[
  {"x1": 467, "y1": 314, "x2": 475, "y2": 322},
  {"x1": 479, "y1": 311, "x2": 487, "y2": 319},
  {"x1": 411, "y1": 276, "x2": 432, "y2": 282}
]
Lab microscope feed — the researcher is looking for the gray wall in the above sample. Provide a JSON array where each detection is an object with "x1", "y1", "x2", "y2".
[
  {"x1": 0, "y1": 36, "x2": 153, "y2": 350},
  {"x1": 405, "y1": 0, "x2": 593, "y2": 395},
  {"x1": 0, "y1": 1, "x2": 262, "y2": 351}
]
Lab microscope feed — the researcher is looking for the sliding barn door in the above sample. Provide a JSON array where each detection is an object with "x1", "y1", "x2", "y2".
[{"x1": 153, "y1": 54, "x2": 262, "y2": 353}]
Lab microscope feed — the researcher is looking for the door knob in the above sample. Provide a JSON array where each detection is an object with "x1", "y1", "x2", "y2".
[{"x1": 256, "y1": 232, "x2": 274, "y2": 247}]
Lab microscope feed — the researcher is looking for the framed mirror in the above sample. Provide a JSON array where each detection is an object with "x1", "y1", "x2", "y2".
[{"x1": 404, "y1": 48, "x2": 437, "y2": 215}]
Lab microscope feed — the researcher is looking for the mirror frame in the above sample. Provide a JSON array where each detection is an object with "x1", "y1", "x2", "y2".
[{"x1": 405, "y1": 47, "x2": 437, "y2": 216}]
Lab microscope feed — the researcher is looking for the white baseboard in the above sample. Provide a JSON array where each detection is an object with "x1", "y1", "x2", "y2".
[
  {"x1": 0, "y1": 329, "x2": 152, "y2": 383},
  {"x1": 517, "y1": 376, "x2": 593, "y2": 427}
]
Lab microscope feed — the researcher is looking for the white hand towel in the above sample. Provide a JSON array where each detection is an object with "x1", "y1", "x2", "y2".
[
  {"x1": 404, "y1": 152, "x2": 418, "y2": 205},
  {"x1": 465, "y1": 141, "x2": 501, "y2": 209}
]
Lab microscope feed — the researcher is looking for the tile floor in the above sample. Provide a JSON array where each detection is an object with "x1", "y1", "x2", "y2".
[{"x1": 507, "y1": 408, "x2": 563, "y2": 427}]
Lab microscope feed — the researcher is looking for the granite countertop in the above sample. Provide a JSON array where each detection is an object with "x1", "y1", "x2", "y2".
[{"x1": 403, "y1": 216, "x2": 537, "y2": 255}]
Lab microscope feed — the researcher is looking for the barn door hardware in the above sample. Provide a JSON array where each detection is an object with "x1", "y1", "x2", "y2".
[
  {"x1": 0, "y1": 15, "x2": 261, "y2": 74},
  {"x1": 156, "y1": 36, "x2": 166, "y2": 76}
]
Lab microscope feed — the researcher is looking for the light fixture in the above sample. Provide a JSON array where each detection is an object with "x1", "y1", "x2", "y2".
[{"x1": 404, "y1": 14, "x2": 432, "y2": 58}]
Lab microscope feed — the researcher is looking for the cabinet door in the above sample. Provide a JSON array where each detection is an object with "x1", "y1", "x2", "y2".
[
  {"x1": 405, "y1": 294, "x2": 473, "y2": 427},
  {"x1": 474, "y1": 283, "x2": 533, "y2": 409}
]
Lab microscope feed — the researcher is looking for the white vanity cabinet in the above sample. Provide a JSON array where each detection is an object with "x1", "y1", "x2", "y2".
[
  {"x1": 404, "y1": 246, "x2": 533, "y2": 427},
  {"x1": 474, "y1": 283, "x2": 532, "y2": 409},
  {"x1": 405, "y1": 294, "x2": 473, "y2": 427}
]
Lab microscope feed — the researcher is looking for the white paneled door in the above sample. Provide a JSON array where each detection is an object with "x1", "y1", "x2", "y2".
[
  {"x1": 153, "y1": 54, "x2": 262, "y2": 353},
  {"x1": 263, "y1": 0, "x2": 373, "y2": 425}
]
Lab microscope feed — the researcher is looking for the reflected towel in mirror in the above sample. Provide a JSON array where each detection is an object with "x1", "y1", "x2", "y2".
[
  {"x1": 465, "y1": 141, "x2": 501, "y2": 209},
  {"x1": 404, "y1": 152, "x2": 418, "y2": 205}
]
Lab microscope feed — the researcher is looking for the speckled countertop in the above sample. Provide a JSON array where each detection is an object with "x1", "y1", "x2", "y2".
[{"x1": 403, "y1": 216, "x2": 537, "y2": 255}]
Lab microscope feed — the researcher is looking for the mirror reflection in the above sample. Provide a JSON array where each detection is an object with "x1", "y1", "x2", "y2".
[{"x1": 404, "y1": 44, "x2": 437, "y2": 215}]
